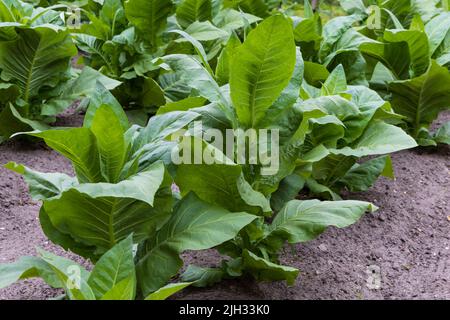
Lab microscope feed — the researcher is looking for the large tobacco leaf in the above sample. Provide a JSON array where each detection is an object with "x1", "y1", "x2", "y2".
[
  {"x1": 230, "y1": 15, "x2": 296, "y2": 128},
  {"x1": 136, "y1": 193, "x2": 256, "y2": 296}
]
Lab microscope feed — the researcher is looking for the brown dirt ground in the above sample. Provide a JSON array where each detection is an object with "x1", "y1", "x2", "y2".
[{"x1": 0, "y1": 112, "x2": 449, "y2": 300}]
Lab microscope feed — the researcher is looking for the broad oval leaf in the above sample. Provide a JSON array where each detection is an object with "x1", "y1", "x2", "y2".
[
  {"x1": 230, "y1": 15, "x2": 296, "y2": 128},
  {"x1": 136, "y1": 193, "x2": 256, "y2": 296}
]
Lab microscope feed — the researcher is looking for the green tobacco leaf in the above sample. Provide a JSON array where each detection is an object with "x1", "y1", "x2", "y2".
[
  {"x1": 139, "y1": 77, "x2": 166, "y2": 108},
  {"x1": 265, "y1": 199, "x2": 377, "y2": 247},
  {"x1": 216, "y1": 32, "x2": 241, "y2": 86},
  {"x1": 330, "y1": 121, "x2": 417, "y2": 157},
  {"x1": 425, "y1": 13, "x2": 450, "y2": 57},
  {"x1": 5, "y1": 162, "x2": 76, "y2": 200},
  {"x1": 258, "y1": 47, "x2": 304, "y2": 131},
  {"x1": 319, "y1": 15, "x2": 361, "y2": 62},
  {"x1": 303, "y1": 61, "x2": 330, "y2": 87},
  {"x1": 157, "y1": 97, "x2": 206, "y2": 115},
  {"x1": 311, "y1": 153, "x2": 356, "y2": 192},
  {"x1": 84, "y1": 83, "x2": 129, "y2": 131},
  {"x1": 176, "y1": 0, "x2": 212, "y2": 28},
  {"x1": 234, "y1": 0, "x2": 269, "y2": 18},
  {"x1": 38, "y1": 249, "x2": 95, "y2": 300},
  {"x1": 0, "y1": 104, "x2": 50, "y2": 143},
  {"x1": 0, "y1": 256, "x2": 59, "y2": 290},
  {"x1": 162, "y1": 54, "x2": 228, "y2": 107},
  {"x1": 90, "y1": 105, "x2": 127, "y2": 183},
  {"x1": 389, "y1": 61, "x2": 450, "y2": 139},
  {"x1": 242, "y1": 250, "x2": 299, "y2": 285},
  {"x1": 383, "y1": 29, "x2": 430, "y2": 77},
  {"x1": 136, "y1": 193, "x2": 256, "y2": 296},
  {"x1": 28, "y1": 128, "x2": 103, "y2": 183},
  {"x1": 169, "y1": 29, "x2": 213, "y2": 74},
  {"x1": 184, "y1": 21, "x2": 228, "y2": 41},
  {"x1": 0, "y1": 249, "x2": 94, "y2": 300},
  {"x1": 39, "y1": 207, "x2": 99, "y2": 262},
  {"x1": 434, "y1": 121, "x2": 450, "y2": 145},
  {"x1": 181, "y1": 265, "x2": 224, "y2": 287},
  {"x1": 321, "y1": 64, "x2": 347, "y2": 95},
  {"x1": 88, "y1": 235, "x2": 135, "y2": 299},
  {"x1": 131, "y1": 111, "x2": 200, "y2": 151},
  {"x1": 230, "y1": 15, "x2": 296, "y2": 128},
  {"x1": 145, "y1": 282, "x2": 192, "y2": 300},
  {"x1": 124, "y1": 0, "x2": 173, "y2": 47},
  {"x1": 338, "y1": 156, "x2": 393, "y2": 192},
  {"x1": 270, "y1": 174, "x2": 305, "y2": 212},
  {"x1": 174, "y1": 137, "x2": 271, "y2": 214},
  {"x1": 43, "y1": 161, "x2": 169, "y2": 253},
  {"x1": 0, "y1": 26, "x2": 76, "y2": 107},
  {"x1": 361, "y1": 41, "x2": 411, "y2": 80},
  {"x1": 100, "y1": 276, "x2": 136, "y2": 300},
  {"x1": 213, "y1": 8, "x2": 261, "y2": 33},
  {"x1": 42, "y1": 67, "x2": 121, "y2": 116}
]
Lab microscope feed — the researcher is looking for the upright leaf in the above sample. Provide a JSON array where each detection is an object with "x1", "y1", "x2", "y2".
[
  {"x1": 124, "y1": 0, "x2": 173, "y2": 47},
  {"x1": 176, "y1": 0, "x2": 212, "y2": 28},
  {"x1": 90, "y1": 105, "x2": 127, "y2": 183},
  {"x1": 230, "y1": 15, "x2": 296, "y2": 128},
  {"x1": 389, "y1": 61, "x2": 450, "y2": 139},
  {"x1": 88, "y1": 235, "x2": 135, "y2": 299},
  {"x1": 0, "y1": 26, "x2": 76, "y2": 109}
]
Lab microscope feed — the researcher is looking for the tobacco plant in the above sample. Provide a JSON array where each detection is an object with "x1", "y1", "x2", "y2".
[
  {"x1": 1, "y1": 101, "x2": 257, "y2": 297},
  {"x1": 153, "y1": 15, "x2": 416, "y2": 284},
  {"x1": 0, "y1": 0, "x2": 119, "y2": 143},
  {"x1": 71, "y1": 0, "x2": 262, "y2": 118}
]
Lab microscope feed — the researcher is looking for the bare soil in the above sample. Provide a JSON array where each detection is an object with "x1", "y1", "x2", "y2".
[{"x1": 0, "y1": 112, "x2": 449, "y2": 300}]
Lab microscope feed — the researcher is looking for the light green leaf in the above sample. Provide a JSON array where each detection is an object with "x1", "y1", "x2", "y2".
[
  {"x1": 27, "y1": 128, "x2": 103, "y2": 183},
  {"x1": 0, "y1": 26, "x2": 76, "y2": 107},
  {"x1": 38, "y1": 248, "x2": 95, "y2": 300},
  {"x1": 181, "y1": 265, "x2": 224, "y2": 287},
  {"x1": 162, "y1": 54, "x2": 228, "y2": 106},
  {"x1": 42, "y1": 67, "x2": 121, "y2": 116},
  {"x1": 176, "y1": 0, "x2": 212, "y2": 28},
  {"x1": 124, "y1": 0, "x2": 173, "y2": 47},
  {"x1": 184, "y1": 21, "x2": 228, "y2": 41},
  {"x1": 88, "y1": 235, "x2": 135, "y2": 299},
  {"x1": 0, "y1": 256, "x2": 59, "y2": 290},
  {"x1": 0, "y1": 104, "x2": 50, "y2": 143},
  {"x1": 338, "y1": 156, "x2": 394, "y2": 192},
  {"x1": 330, "y1": 121, "x2": 417, "y2": 157},
  {"x1": 265, "y1": 199, "x2": 377, "y2": 245},
  {"x1": 90, "y1": 105, "x2": 127, "y2": 183},
  {"x1": 216, "y1": 33, "x2": 241, "y2": 86},
  {"x1": 43, "y1": 161, "x2": 169, "y2": 253},
  {"x1": 4, "y1": 162, "x2": 76, "y2": 200},
  {"x1": 230, "y1": 15, "x2": 296, "y2": 128},
  {"x1": 389, "y1": 61, "x2": 450, "y2": 138},
  {"x1": 136, "y1": 193, "x2": 256, "y2": 296},
  {"x1": 241, "y1": 250, "x2": 299, "y2": 285},
  {"x1": 174, "y1": 137, "x2": 271, "y2": 214},
  {"x1": 434, "y1": 121, "x2": 450, "y2": 144},
  {"x1": 100, "y1": 275, "x2": 136, "y2": 300},
  {"x1": 383, "y1": 29, "x2": 430, "y2": 77},
  {"x1": 145, "y1": 282, "x2": 192, "y2": 300},
  {"x1": 321, "y1": 64, "x2": 347, "y2": 95}
]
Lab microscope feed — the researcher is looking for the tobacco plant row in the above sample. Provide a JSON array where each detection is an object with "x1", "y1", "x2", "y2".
[{"x1": 0, "y1": 0, "x2": 449, "y2": 300}]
